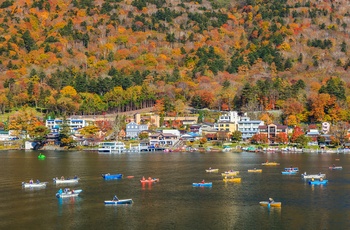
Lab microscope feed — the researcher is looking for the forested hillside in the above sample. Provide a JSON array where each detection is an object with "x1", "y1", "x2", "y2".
[{"x1": 0, "y1": 0, "x2": 349, "y2": 125}]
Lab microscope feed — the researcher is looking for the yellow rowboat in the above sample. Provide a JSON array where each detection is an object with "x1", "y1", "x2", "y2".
[
  {"x1": 221, "y1": 171, "x2": 239, "y2": 177},
  {"x1": 205, "y1": 169, "x2": 219, "y2": 173},
  {"x1": 223, "y1": 177, "x2": 241, "y2": 182},
  {"x1": 259, "y1": 201, "x2": 281, "y2": 207},
  {"x1": 248, "y1": 169, "x2": 262, "y2": 173},
  {"x1": 261, "y1": 162, "x2": 280, "y2": 166}
]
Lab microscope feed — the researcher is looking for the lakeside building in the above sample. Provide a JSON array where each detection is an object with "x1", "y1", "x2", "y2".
[
  {"x1": 125, "y1": 121, "x2": 148, "y2": 138},
  {"x1": 258, "y1": 123, "x2": 288, "y2": 144},
  {"x1": 238, "y1": 117, "x2": 264, "y2": 140},
  {"x1": 148, "y1": 132, "x2": 179, "y2": 147},
  {"x1": 45, "y1": 118, "x2": 88, "y2": 134}
]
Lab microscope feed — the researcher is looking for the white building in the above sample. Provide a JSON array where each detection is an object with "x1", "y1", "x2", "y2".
[
  {"x1": 126, "y1": 121, "x2": 148, "y2": 138},
  {"x1": 238, "y1": 117, "x2": 264, "y2": 140},
  {"x1": 162, "y1": 129, "x2": 181, "y2": 137},
  {"x1": 217, "y1": 111, "x2": 240, "y2": 123},
  {"x1": 45, "y1": 118, "x2": 87, "y2": 134}
]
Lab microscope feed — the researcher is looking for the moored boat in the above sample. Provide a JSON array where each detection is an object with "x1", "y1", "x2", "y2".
[
  {"x1": 104, "y1": 199, "x2": 133, "y2": 205},
  {"x1": 102, "y1": 173, "x2": 123, "y2": 180},
  {"x1": 56, "y1": 188, "x2": 82, "y2": 198},
  {"x1": 192, "y1": 182, "x2": 212, "y2": 187},
  {"x1": 248, "y1": 169, "x2": 262, "y2": 173},
  {"x1": 205, "y1": 168, "x2": 219, "y2": 173},
  {"x1": 309, "y1": 179, "x2": 328, "y2": 185},
  {"x1": 301, "y1": 172, "x2": 325, "y2": 179}
]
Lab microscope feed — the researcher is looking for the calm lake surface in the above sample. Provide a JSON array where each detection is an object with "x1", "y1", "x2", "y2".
[{"x1": 1, "y1": 150, "x2": 350, "y2": 230}]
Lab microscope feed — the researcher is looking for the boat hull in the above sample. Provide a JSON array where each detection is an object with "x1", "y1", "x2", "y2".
[
  {"x1": 261, "y1": 162, "x2": 280, "y2": 166},
  {"x1": 192, "y1": 182, "x2": 212, "y2": 187},
  {"x1": 309, "y1": 180, "x2": 328, "y2": 185},
  {"x1": 223, "y1": 178, "x2": 241, "y2": 182},
  {"x1": 22, "y1": 182, "x2": 47, "y2": 188},
  {"x1": 102, "y1": 174, "x2": 123, "y2": 180},
  {"x1": 56, "y1": 189, "x2": 82, "y2": 198},
  {"x1": 259, "y1": 201, "x2": 281, "y2": 207},
  {"x1": 53, "y1": 178, "x2": 79, "y2": 184},
  {"x1": 329, "y1": 166, "x2": 342, "y2": 170},
  {"x1": 248, "y1": 169, "x2": 262, "y2": 173},
  {"x1": 104, "y1": 199, "x2": 133, "y2": 205},
  {"x1": 205, "y1": 169, "x2": 219, "y2": 173},
  {"x1": 281, "y1": 171, "x2": 298, "y2": 175}
]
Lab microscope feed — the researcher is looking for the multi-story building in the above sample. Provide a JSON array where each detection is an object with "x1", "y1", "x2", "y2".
[
  {"x1": 258, "y1": 123, "x2": 288, "y2": 144},
  {"x1": 238, "y1": 117, "x2": 264, "y2": 140},
  {"x1": 148, "y1": 132, "x2": 179, "y2": 146},
  {"x1": 45, "y1": 118, "x2": 87, "y2": 134},
  {"x1": 125, "y1": 121, "x2": 148, "y2": 138}
]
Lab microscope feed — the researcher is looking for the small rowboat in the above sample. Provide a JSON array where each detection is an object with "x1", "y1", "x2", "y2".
[
  {"x1": 309, "y1": 179, "x2": 328, "y2": 185},
  {"x1": 248, "y1": 169, "x2": 262, "y2": 173},
  {"x1": 329, "y1": 166, "x2": 342, "y2": 170},
  {"x1": 53, "y1": 178, "x2": 79, "y2": 184},
  {"x1": 192, "y1": 182, "x2": 212, "y2": 187},
  {"x1": 127, "y1": 176, "x2": 134, "y2": 179},
  {"x1": 56, "y1": 189, "x2": 82, "y2": 198},
  {"x1": 261, "y1": 162, "x2": 280, "y2": 166},
  {"x1": 22, "y1": 182, "x2": 48, "y2": 188},
  {"x1": 140, "y1": 178, "x2": 159, "y2": 183},
  {"x1": 104, "y1": 199, "x2": 133, "y2": 205},
  {"x1": 223, "y1": 177, "x2": 241, "y2": 182},
  {"x1": 38, "y1": 154, "x2": 46, "y2": 159},
  {"x1": 221, "y1": 171, "x2": 239, "y2": 177},
  {"x1": 301, "y1": 173, "x2": 325, "y2": 179},
  {"x1": 205, "y1": 168, "x2": 219, "y2": 173},
  {"x1": 102, "y1": 173, "x2": 123, "y2": 180},
  {"x1": 259, "y1": 201, "x2": 281, "y2": 207}
]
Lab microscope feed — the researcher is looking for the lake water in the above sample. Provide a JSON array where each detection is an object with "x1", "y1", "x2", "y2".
[{"x1": 1, "y1": 150, "x2": 350, "y2": 230}]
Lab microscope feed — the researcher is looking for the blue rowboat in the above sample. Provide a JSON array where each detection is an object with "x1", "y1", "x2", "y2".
[
  {"x1": 104, "y1": 199, "x2": 133, "y2": 205},
  {"x1": 102, "y1": 173, "x2": 123, "y2": 180},
  {"x1": 192, "y1": 182, "x2": 212, "y2": 187},
  {"x1": 309, "y1": 179, "x2": 328, "y2": 185}
]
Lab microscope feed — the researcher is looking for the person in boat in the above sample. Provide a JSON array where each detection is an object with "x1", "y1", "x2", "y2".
[
  {"x1": 74, "y1": 175, "x2": 78, "y2": 179},
  {"x1": 266, "y1": 160, "x2": 269, "y2": 163},
  {"x1": 142, "y1": 176, "x2": 145, "y2": 180},
  {"x1": 320, "y1": 178, "x2": 323, "y2": 181},
  {"x1": 268, "y1": 198, "x2": 274, "y2": 203},
  {"x1": 58, "y1": 188, "x2": 63, "y2": 195},
  {"x1": 61, "y1": 176, "x2": 65, "y2": 180},
  {"x1": 332, "y1": 164, "x2": 335, "y2": 167},
  {"x1": 209, "y1": 167, "x2": 212, "y2": 170},
  {"x1": 36, "y1": 179, "x2": 40, "y2": 184},
  {"x1": 311, "y1": 178, "x2": 314, "y2": 181},
  {"x1": 148, "y1": 177, "x2": 152, "y2": 181},
  {"x1": 201, "y1": 179, "x2": 205, "y2": 184},
  {"x1": 113, "y1": 195, "x2": 119, "y2": 201},
  {"x1": 29, "y1": 179, "x2": 33, "y2": 184}
]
